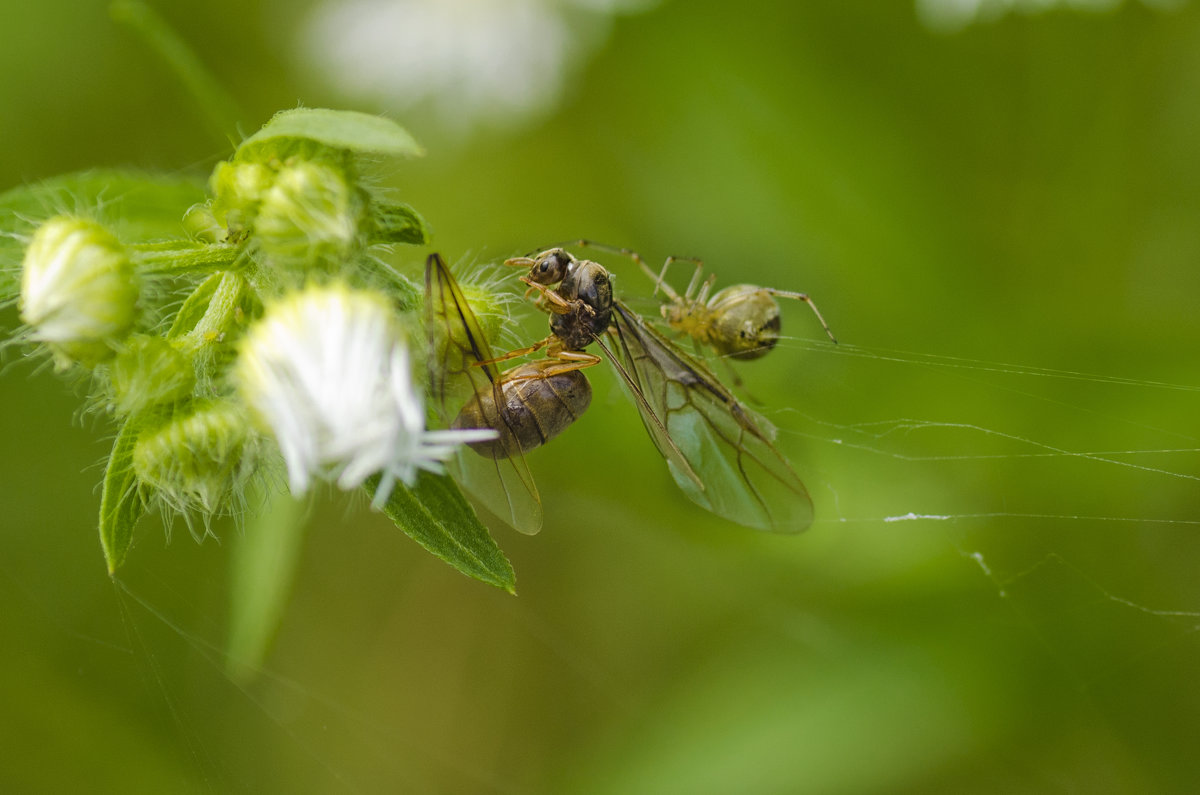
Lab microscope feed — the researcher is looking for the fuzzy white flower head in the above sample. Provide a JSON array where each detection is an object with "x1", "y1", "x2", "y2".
[
  {"x1": 235, "y1": 283, "x2": 494, "y2": 506},
  {"x1": 19, "y1": 216, "x2": 138, "y2": 367},
  {"x1": 297, "y1": 0, "x2": 661, "y2": 133}
]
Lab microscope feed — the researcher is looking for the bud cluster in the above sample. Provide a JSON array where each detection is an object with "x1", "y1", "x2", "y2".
[
  {"x1": 207, "y1": 154, "x2": 368, "y2": 271},
  {"x1": 4, "y1": 109, "x2": 496, "y2": 568}
]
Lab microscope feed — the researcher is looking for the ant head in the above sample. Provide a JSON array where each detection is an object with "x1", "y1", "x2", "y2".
[{"x1": 516, "y1": 248, "x2": 574, "y2": 285}]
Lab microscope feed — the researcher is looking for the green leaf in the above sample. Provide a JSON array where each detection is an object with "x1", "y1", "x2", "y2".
[
  {"x1": 0, "y1": 169, "x2": 206, "y2": 249},
  {"x1": 235, "y1": 108, "x2": 424, "y2": 163},
  {"x1": 227, "y1": 482, "x2": 308, "y2": 683},
  {"x1": 369, "y1": 471, "x2": 516, "y2": 593},
  {"x1": 370, "y1": 201, "x2": 432, "y2": 246},
  {"x1": 98, "y1": 417, "x2": 149, "y2": 574}
]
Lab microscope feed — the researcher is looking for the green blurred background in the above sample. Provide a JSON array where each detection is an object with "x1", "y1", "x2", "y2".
[{"x1": 4, "y1": 0, "x2": 1200, "y2": 791}]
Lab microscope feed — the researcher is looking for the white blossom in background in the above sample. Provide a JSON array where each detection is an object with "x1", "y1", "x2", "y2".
[
  {"x1": 917, "y1": 0, "x2": 1187, "y2": 33},
  {"x1": 235, "y1": 283, "x2": 495, "y2": 506},
  {"x1": 295, "y1": 0, "x2": 662, "y2": 133}
]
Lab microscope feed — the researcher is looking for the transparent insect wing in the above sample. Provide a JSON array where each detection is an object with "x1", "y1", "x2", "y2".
[
  {"x1": 424, "y1": 254, "x2": 543, "y2": 534},
  {"x1": 605, "y1": 301, "x2": 814, "y2": 533}
]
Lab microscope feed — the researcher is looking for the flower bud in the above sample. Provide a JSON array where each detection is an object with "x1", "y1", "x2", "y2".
[
  {"x1": 182, "y1": 204, "x2": 223, "y2": 244},
  {"x1": 209, "y1": 160, "x2": 274, "y2": 237},
  {"x1": 19, "y1": 216, "x2": 138, "y2": 368},
  {"x1": 458, "y1": 281, "x2": 507, "y2": 348},
  {"x1": 133, "y1": 401, "x2": 258, "y2": 516},
  {"x1": 253, "y1": 160, "x2": 366, "y2": 270},
  {"x1": 430, "y1": 277, "x2": 509, "y2": 381},
  {"x1": 109, "y1": 335, "x2": 196, "y2": 415}
]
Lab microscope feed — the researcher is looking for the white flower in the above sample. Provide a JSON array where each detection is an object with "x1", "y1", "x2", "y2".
[
  {"x1": 19, "y1": 216, "x2": 138, "y2": 367},
  {"x1": 234, "y1": 283, "x2": 494, "y2": 506},
  {"x1": 296, "y1": 0, "x2": 661, "y2": 133},
  {"x1": 916, "y1": 0, "x2": 1184, "y2": 33}
]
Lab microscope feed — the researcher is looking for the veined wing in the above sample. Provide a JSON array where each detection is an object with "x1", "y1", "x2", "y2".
[
  {"x1": 603, "y1": 300, "x2": 813, "y2": 533},
  {"x1": 424, "y1": 254, "x2": 542, "y2": 534}
]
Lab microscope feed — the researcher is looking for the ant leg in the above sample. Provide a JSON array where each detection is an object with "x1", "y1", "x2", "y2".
[
  {"x1": 762, "y1": 288, "x2": 838, "y2": 344},
  {"x1": 473, "y1": 335, "x2": 553, "y2": 367},
  {"x1": 502, "y1": 257, "x2": 552, "y2": 306},
  {"x1": 546, "y1": 348, "x2": 603, "y2": 373},
  {"x1": 506, "y1": 349, "x2": 602, "y2": 381},
  {"x1": 561, "y1": 239, "x2": 685, "y2": 302},
  {"x1": 519, "y1": 277, "x2": 596, "y2": 317}
]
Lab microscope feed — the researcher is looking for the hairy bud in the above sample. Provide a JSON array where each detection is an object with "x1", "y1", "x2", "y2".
[
  {"x1": 133, "y1": 401, "x2": 259, "y2": 516},
  {"x1": 19, "y1": 217, "x2": 138, "y2": 368}
]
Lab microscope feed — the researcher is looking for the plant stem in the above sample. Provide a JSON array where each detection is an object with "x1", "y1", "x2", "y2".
[{"x1": 132, "y1": 243, "x2": 240, "y2": 275}]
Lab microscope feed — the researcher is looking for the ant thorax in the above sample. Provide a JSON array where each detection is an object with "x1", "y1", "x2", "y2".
[{"x1": 549, "y1": 259, "x2": 613, "y2": 351}]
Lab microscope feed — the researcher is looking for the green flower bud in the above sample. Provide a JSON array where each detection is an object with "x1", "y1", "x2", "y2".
[
  {"x1": 182, "y1": 204, "x2": 223, "y2": 244},
  {"x1": 133, "y1": 401, "x2": 258, "y2": 516},
  {"x1": 109, "y1": 335, "x2": 196, "y2": 415},
  {"x1": 458, "y1": 282, "x2": 506, "y2": 347},
  {"x1": 209, "y1": 160, "x2": 274, "y2": 237},
  {"x1": 254, "y1": 159, "x2": 366, "y2": 270},
  {"x1": 19, "y1": 216, "x2": 138, "y2": 369},
  {"x1": 426, "y1": 278, "x2": 509, "y2": 387}
]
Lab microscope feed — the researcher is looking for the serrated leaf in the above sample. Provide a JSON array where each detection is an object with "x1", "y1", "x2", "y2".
[
  {"x1": 368, "y1": 471, "x2": 516, "y2": 593},
  {"x1": 370, "y1": 201, "x2": 431, "y2": 246},
  {"x1": 227, "y1": 483, "x2": 307, "y2": 683},
  {"x1": 235, "y1": 108, "x2": 424, "y2": 163},
  {"x1": 99, "y1": 418, "x2": 149, "y2": 574}
]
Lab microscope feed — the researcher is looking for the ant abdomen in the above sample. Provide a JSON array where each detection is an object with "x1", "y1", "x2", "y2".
[{"x1": 452, "y1": 361, "x2": 592, "y2": 458}]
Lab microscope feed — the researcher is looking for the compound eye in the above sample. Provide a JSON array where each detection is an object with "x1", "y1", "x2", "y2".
[{"x1": 532, "y1": 250, "x2": 569, "y2": 282}]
